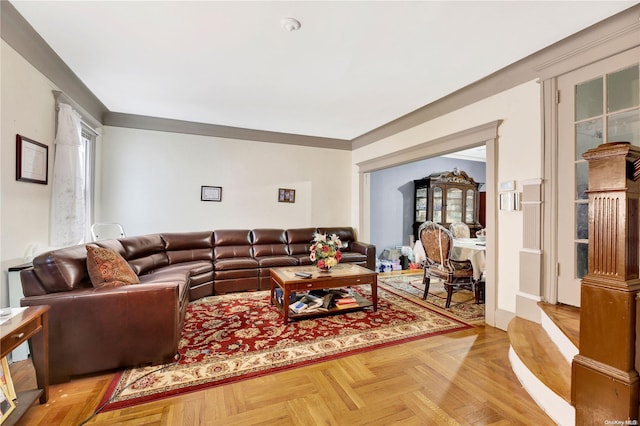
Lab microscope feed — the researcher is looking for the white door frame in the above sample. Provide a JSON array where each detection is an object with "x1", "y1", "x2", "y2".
[{"x1": 356, "y1": 120, "x2": 501, "y2": 327}]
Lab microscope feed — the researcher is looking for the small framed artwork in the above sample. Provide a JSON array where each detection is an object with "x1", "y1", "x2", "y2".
[
  {"x1": 16, "y1": 134, "x2": 48, "y2": 184},
  {"x1": 279, "y1": 188, "x2": 296, "y2": 203},
  {"x1": 201, "y1": 186, "x2": 222, "y2": 202}
]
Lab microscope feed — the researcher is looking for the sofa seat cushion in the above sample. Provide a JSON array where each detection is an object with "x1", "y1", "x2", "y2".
[
  {"x1": 255, "y1": 256, "x2": 299, "y2": 268},
  {"x1": 214, "y1": 268, "x2": 257, "y2": 280},
  {"x1": 147, "y1": 261, "x2": 213, "y2": 288},
  {"x1": 150, "y1": 260, "x2": 212, "y2": 276},
  {"x1": 214, "y1": 257, "x2": 258, "y2": 271},
  {"x1": 138, "y1": 270, "x2": 190, "y2": 298},
  {"x1": 86, "y1": 245, "x2": 140, "y2": 288},
  {"x1": 289, "y1": 254, "x2": 313, "y2": 265},
  {"x1": 339, "y1": 252, "x2": 368, "y2": 264}
]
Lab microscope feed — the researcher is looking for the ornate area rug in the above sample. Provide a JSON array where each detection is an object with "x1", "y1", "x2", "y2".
[
  {"x1": 378, "y1": 273, "x2": 485, "y2": 324},
  {"x1": 99, "y1": 283, "x2": 469, "y2": 411}
]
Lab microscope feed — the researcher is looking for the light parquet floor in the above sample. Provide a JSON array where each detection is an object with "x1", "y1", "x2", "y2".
[{"x1": 12, "y1": 325, "x2": 554, "y2": 426}]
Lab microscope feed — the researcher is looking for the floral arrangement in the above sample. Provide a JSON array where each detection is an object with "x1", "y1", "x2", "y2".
[{"x1": 310, "y1": 232, "x2": 343, "y2": 270}]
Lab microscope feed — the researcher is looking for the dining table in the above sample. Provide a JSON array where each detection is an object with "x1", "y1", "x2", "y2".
[{"x1": 451, "y1": 237, "x2": 486, "y2": 281}]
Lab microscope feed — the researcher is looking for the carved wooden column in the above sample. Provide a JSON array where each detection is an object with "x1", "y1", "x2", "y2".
[{"x1": 573, "y1": 141, "x2": 640, "y2": 424}]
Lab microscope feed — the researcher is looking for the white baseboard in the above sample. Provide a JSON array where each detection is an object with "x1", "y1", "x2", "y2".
[{"x1": 493, "y1": 308, "x2": 516, "y2": 331}]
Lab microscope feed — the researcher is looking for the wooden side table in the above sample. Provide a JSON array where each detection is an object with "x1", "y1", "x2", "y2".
[{"x1": 0, "y1": 305, "x2": 49, "y2": 424}]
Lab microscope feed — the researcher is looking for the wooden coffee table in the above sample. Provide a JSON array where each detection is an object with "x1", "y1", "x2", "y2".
[{"x1": 270, "y1": 263, "x2": 378, "y2": 323}]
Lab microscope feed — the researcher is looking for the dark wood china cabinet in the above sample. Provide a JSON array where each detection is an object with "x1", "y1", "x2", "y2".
[{"x1": 413, "y1": 168, "x2": 481, "y2": 240}]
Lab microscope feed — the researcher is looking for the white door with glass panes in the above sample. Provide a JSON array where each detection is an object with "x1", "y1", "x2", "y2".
[{"x1": 557, "y1": 47, "x2": 639, "y2": 307}]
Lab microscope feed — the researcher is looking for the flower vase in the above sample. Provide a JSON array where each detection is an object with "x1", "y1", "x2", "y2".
[{"x1": 318, "y1": 265, "x2": 332, "y2": 273}]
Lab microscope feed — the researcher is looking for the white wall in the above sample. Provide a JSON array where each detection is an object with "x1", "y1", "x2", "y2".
[
  {"x1": 0, "y1": 41, "x2": 58, "y2": 308},
  {"x1": 353, "y1": 80, "x2": 542, "y2": 319},
  {"x1": 99, "y1": 126, "x2": 352, "y2": 235}
]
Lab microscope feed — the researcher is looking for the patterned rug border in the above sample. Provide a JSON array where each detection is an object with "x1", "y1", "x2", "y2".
[
  {"x1": 377, "y1": 273, "x2": 485, "y2": 325},
  {"x1": 99, "y1": 283, "x2": 470, "y2": 412}
]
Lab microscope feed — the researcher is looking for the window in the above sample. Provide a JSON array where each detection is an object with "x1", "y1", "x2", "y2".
[{"x1": 81, "y1": 125, "x2": 97, "y2": 242}]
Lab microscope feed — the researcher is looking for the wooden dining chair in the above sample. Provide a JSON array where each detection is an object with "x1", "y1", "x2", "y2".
[
  {"x1": 449, "y1": 221, "x2": 471, "y2": 238},
  {"x1": 419, "y1": 221, "x2": 477, "y2": 308}
]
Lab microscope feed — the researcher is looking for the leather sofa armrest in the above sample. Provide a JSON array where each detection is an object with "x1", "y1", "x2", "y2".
[
  {"x1": 350, "y1": 241, "x2": 376, "y2": 271},
  {"x1": 20, "y1": 282, "x2": 183, "y2": 382}
]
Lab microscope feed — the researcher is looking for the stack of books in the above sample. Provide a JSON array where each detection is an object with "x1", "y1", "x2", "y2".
[
  {"x1": 280, "y1": 288, "x2": 360, "y2": 314},
  {"x1": 334, "y1": 296, "x2": 359, "y2": 309}
]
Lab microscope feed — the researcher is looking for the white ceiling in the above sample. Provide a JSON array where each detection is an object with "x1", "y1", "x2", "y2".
[{"x1": 9, "y1": 1, "x2": 637, "y2": 141}]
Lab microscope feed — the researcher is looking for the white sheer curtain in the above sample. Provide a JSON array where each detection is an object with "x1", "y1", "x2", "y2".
[{"x1": 50, "y1": 103, "x2": 86, "y2": 246}]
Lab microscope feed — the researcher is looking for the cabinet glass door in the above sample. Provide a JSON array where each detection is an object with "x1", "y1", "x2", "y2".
[
  {"x1": 416, "y1": 187, "x2": 427, "y2": 223},
  {"x1": 446, "y1": 188, "x2": 463, "y2": 223},
  {"x1": 465, "y1": 189, "x2": 475, "y2": 223},
  {"x1": 432, "y1": 187, "x2": 442, "y2": 223}
]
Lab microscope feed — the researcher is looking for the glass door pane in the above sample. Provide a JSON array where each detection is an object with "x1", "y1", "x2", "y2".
[
  {"x1": 432, "y1": 187, "x2": 442, "y2": 223},
  {"x1": 607, "y1": 66, "x2": 639, "y2": 112},
  {"x1": 607, "y1": 66, "x2": 639, "y2": 145},
  {"x1": 576, "y1": 77, "x2": 603, "y2": 120},
  {"x1": 608, "y1": 110, "x2": 640, "y2": 144},
  {"x1": 416, "y1": 194, "x2": 427, "y2": 223},
  {"x1": 446, "y1": 188, "x2": 462, "y2": 223},
  {"x1": 465, "y1": 190, "x2": 475, "y2": 223}
]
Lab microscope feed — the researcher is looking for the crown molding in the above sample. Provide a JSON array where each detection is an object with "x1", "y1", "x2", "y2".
[
  {"x1": 103, "y1": 112, "x2": 351, "y2": 150},
  {"x1": 534, "y1": 4, "x2": 640, "y2": 79}
]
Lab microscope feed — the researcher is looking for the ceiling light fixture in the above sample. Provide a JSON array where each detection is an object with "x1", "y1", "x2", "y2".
[{"x1": 281, "y1": 17, "x2": 301, "y2": 32}]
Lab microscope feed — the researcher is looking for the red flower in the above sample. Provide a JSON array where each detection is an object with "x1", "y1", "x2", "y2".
[
  {"x1": 317, "y1": 259, "x2": 326, "y2": 268},
  {"x1": 335, "y1": 251, "x2": 342, "y2": 262},
  {"x1": 321, "y1": 245, "x2": 330, "y2": 253}
]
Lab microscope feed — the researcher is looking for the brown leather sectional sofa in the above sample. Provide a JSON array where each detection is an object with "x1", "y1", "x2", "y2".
[{"x1": 19, "y1": 226, "x2": 375, "y2": 383}]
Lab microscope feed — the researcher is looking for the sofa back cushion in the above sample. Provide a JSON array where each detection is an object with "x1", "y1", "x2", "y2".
[
  {"x1": 251, "y1": 229, "x2": 289, "y2": 257},
  {"x1": 32, "y1": 245, "x2": 90, "y2": 292},
  {"x1": 94, "y1": 238, "x2": 127, "y2": 256},
  {"x1": 119, "y1": 234, "x2": 169, "y2": 275},
  {"x1": 214, "y1": 229, "x2": 252, "y2": 260},
  {"x1": 161, "y1": 231, "x2": 214, "y2": 264},
  {"x1": 317, "y1": 227, "x2": 354, "y2": 250},
  {"x1": 286, "y1": 228, "x2": 316, "y2": 255},
  {"x1": 86, "y1": 245, "x2": 140, "y2": 288}
]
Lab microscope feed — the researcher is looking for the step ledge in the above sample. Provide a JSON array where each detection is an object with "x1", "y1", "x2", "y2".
[
  {"x1": 509, "y1": 346, "x2": 575, "y2": 426},
  {"x1": 541, "y1": 309, "x2": 579, "y2": 365}
]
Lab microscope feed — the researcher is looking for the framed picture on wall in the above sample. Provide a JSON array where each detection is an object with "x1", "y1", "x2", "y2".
[
  {"x1": 201, "y1": 186, "x2": 222, "y2": 202},
  {"x1": 16, "y1": 134, "x2": 48, "y2": 184},
  {"x1": 278, "y1": 188, "x2": 295, "y2": 203}
]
